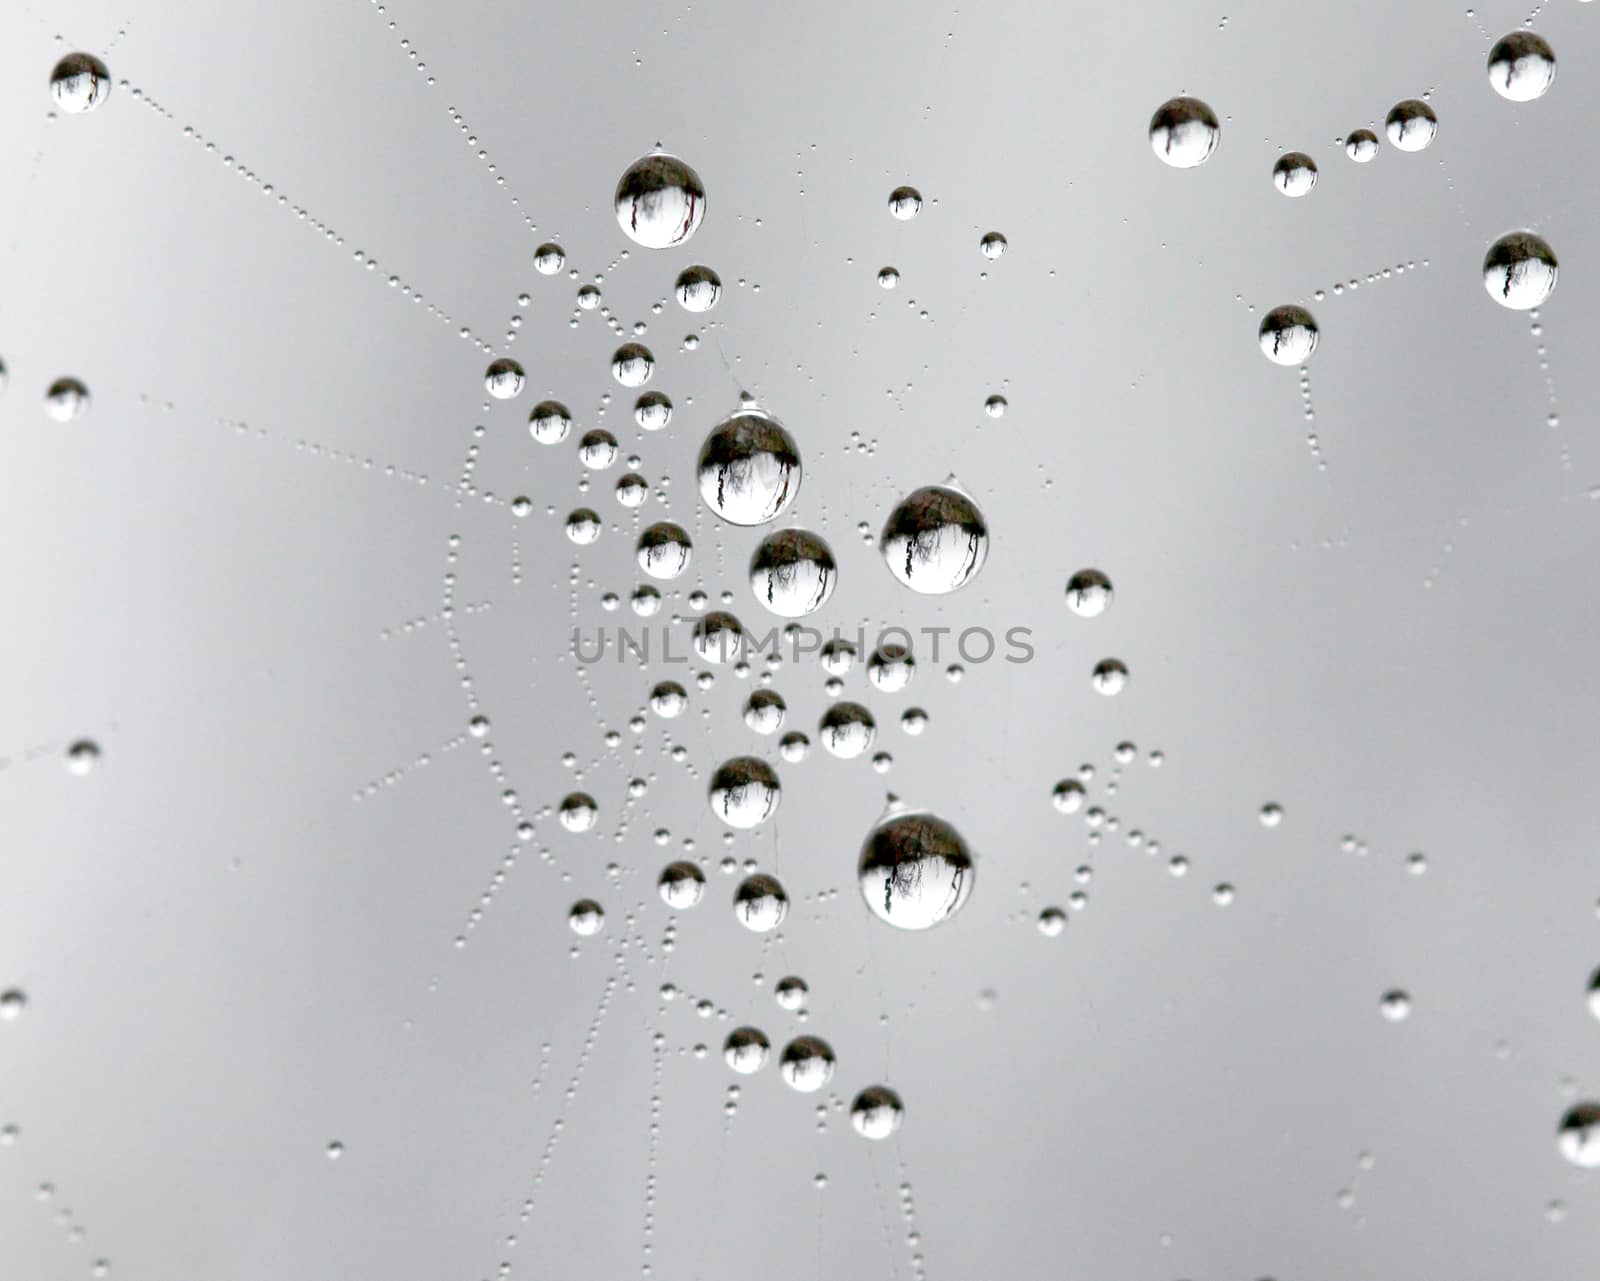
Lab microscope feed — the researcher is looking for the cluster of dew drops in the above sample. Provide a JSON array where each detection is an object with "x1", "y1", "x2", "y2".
[{"x1": 14, "y1": 22, "x2": 1600, "y2": 1221}]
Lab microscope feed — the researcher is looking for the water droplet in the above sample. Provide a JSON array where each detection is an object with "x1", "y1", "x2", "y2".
[
  {"x1": 568, "y1": 899, "x2": 605, "y2": 936},
  {"x1": 744, "y1": 689, "x2": 787, "y2": 735},
  {"x1": 533, "y1": 242, "x2": 565, "y2": 274},
  {"x1": 635, "y1": 391, "x2": 672, "y2": 431},
  {"x1": 1384, "y1": 99, "x2": 1437, "y2": 152},
  {"x1": 709, "y1": 757, "x2": 781, "y2": 828},
  {"x1": 529, "y1": 400, "x2": 572, "y2": 444},
  {"x1": 778, "y1": 732, "x2": 810, "y2": 763},
  {"x1": 658, "y1": 860, "x2": 706, "y2": 909},
  {"x1": 1559, "y1": 1104, "x2": 1600, "y2": 1167},
  {"x1": 0, "y1": 990, "x2": 27, "y2": 1021},
  {"x1": 819, "y1": 702, "x2": 876, "y2": 759},
  {"x1": 775, "y1": 976, "x2": 808, "y2": 1010},
  {"x1": 867, "y1": 644, "x2": 916, "y2": 693},
  {"x1": 50, "y1": 53, "x2": 111, "y2": 114},
  {"x1": 1488, "y1": 32, "x2": 1556, "y2": 102},
  {"x1": 1065, "y1": 569, "x2": 1113, "y2": 618},
  {"x1": 1038, "y1": 907, "x2": 1067, "y2": 936},
  {"x1": 881, "y1": 485, "x2": 988, "y2": 594},
  {"x1": 1260, "y1": 803, "x2": 1284, "y2": 828},
  {"x1": 698, "y1": 407, "x2": 801, "y2": 525},
  {"x1": 779, "y1": 1036, "x2": 836, "y2": 1091},
  {"x1": 979, "y1": 232, "x2": 1008, "y2": 259},
  {"x1": 559, "y1": 793, "x2": 599, "y2": 833},
  {"x1": 325, "y1": 1141, "x2": 345, "y2": 1160},
  {"x1": 577, "y1": 429, "x2": 619, "y2": 469},
  {"x1": 1051, "y1": 779, "x2": 1086, "y2": 814},
  {"x1": 484, "y1": 358, "x2": 525, "y2": 399},
  {"x1": 900, "y1": 707, "x2": 928, "y2": 735},
  {"x1": 675, "y1": 265, "x2": 721, "y2": 312},
  {"x1": 1345, "y1": 129, "x2": 1380, "y2": 162},
  {"x1": 44, "y1": 377, "x2": 90, "y2": 422},
  {"x1": 615, "y1": 152, "x2": 706, "y2": 248},
  {"x1": 1378, "y1": 989, "x2": 1412, "y2": 1022},
  {"x1": 724, "y1": 1026, "x2": 770, "y2": 1073},
  {"x1": 1149, "y1": 97, "x2": 1219, "y2": 168},
  {"x1": 820, "y1": 640, "x2": 857, "y2": 675},
  {"x1": 1272, "y1": 151, "x2": 1318, "y2": 197},
  {"x1": 878, "y1": 266, "x2": 900, "y2": 289},
  {"x1": 858, "y1": 810, "x2": 974, "y2": 929},
  {"x1": 1259, "y1": 305, "x2": 1319, "y2": 365},
  {"x1": 851, "y1": 1086, "x2": 904, "y2": 1139},
  {"x1": 637, "y1": 522, "x2": 693, "y2": 579},
  {"x1": 750, "y1": 529, "x2": 837, "y2": 617},
  {"x1": 1483, "y1": 231, "x2": 1557, "y2": 310},
  {"x1": 887, "y1": 186, "x2": 922, "y2": 220},
  {"x1": 733, "y1": 873, "x2": 788, "y2": 931},
  {"x1": 565, "y1": 508, "x2": 602, "y2": 545},
  {"x1": 650, "y1": 681, "x2": 688, "y2": 717},
  {"x1": 611, "y1": 342, "x2": 654, "y2": 387},
  {"x1": 1091, "y1": 659, "x2": 1128, "y2": 696},
  {"x1": 576, "y1": 284, "x2": 602, "y2": 310}
]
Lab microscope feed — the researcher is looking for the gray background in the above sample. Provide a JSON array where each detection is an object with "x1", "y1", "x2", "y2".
[{"x1": 3, "y1": 0, "x2": 1600, "y2": 1277}]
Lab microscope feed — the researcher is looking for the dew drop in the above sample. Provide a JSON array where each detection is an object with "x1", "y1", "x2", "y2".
[
  {"x1": 698, "y1": 407, "x2": 801, "y2": 525},
  {"x1": 49, "y1": 53, "x2": 111, "y2": 114},
  {"x1": 858, "y1": 810, "x2": 974, "y2": 930},
  {"x1": 1149, "y1": 97, "x2": 1219, "y2": 168},
  {"x1": 850, "y1": 1086, "x2": 904, "y2": 1139},
  {"x1": 615, "y1": 152, "x2": 706, "y2": 249}
]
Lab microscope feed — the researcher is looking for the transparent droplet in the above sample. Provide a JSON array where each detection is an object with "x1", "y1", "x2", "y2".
[
  {"x1": 49, "y1": 53, "x2": 111, "y2": 114},
  {"x1": 820, "y1": 639, "x2": 857, "y2": 675},
  {"x1": 881, "y1": 485, "x2": 988, "y2": 594},
  {"x1": 637, "y1": 522, "x2": 693, "y2": 579},
  {"x1": 778, "y1": 732, "x2": 810, "y2": 763},
  {"x1": 44, "y1": 377, "x2": 89, "y2": 422},
  {"x1": 675, "y1": 265, "x2": 722, "y2": 312},
  {"x1": 1065, "y1": 569, "x2": 1113, "y2": 617},
  {"x1": 709, "y1": 757, "x2": 781, "y2": 829},
  {"x1": 615, "y1": 473, "x2": 649, "y2": 508},
  {"x1": 568, "y1": 899, "x2": 605, "y2": 936},
  {"x1": 529, "y1": 400, "x2": 572, "y2": 444},
  {"x1": 779, "y1": 1036, "x2": 836, "y2": 1091},
  {"x1": 1091, "y1": 658, "x2": 1128, "y2": 696},
  {"x1": 1345, "y1": 129, "x2": 1380, "y2": 162},
  {"x1": 1558, "y1": 1103, "x2": 1600, "y2": 1168},
  {"x1": 867, "y1": 644, "x2": 916, "y2": 693},
  {"x1": 483, "y1": 358, "x2": 525, "y2": 402},
  {"x1": 533, "y1": 242, "x2": 565, "y2": 274},
  {"x1": 565, "y1": 508, "x2": 602, "y2": 545},
  {"x1": 775, "y1": 975, "x2": 808, "y2": 1011},
  {"x1": 1149, "y1": 97, "x2": 1219, "y2": 168},
  {"x1": 1038, "y1": 907, "x2": 1067, "y2": 937},
  {"x1": 1384, "y1": 99, "x2": 1437, "y2": 152},
  {"x1": 887, "y1": 186, "x2": 922, "y2": 220},
  {"x1": 750, "y1": 529, "x2": 836, "y2": 617},
  {"x1": 979, "y1": 231, "x2": 1008, "y2": 260},
  {"x1": 1259, "y1": 304, "x2": 1319, "y2": 365},
  {"x1": 611, "y1": 342, "x2": 654, "y2": 388},
  {"x1": 0, "y1": 990, "x2": 27, "y2": 1021},
  {"x1": 577, "y1": 429, "x2": 619, "y2": 469},
  {"x1": 733, "y1": 872, "x2": 788, "y2": 931},
  {"x1": 1488, "y1": 32, "x2": 1556, "y2": 102},
  {"x1": 819, "y1": 702, "x2": 876, "y2": 759},
  {"x1": 615, "y1": 152, "x2": 706, "y2": 249},
  {"x1": 1051, "y1": 779, "x2": 1086, "y2": 814},
  {"x1": 1260, "y1": 803, "x2": 1284, "y2": 828},
  {"x1": 650, "y1": 681, "x2": 688, "y2": 717},
  {"x1": 559, "y1": 793, "x2": 599, "y2": 832},
  {"x1": 576, "y1": 284, "x2": 602, "y2": 310},
  {"x1": 635, "y1": 391, "x2": 672, "y2": 431},
  {"x1": 744, "y1": 689, "x2": 787, "y2": 735},
  {"x1": 878, "y1": 266, "x2": 900, "y2": 289},
  {"x1": 692, "y1": 611, "x2": 746, "y2": 664},
  {"x1": 1483, "y1": 231, "x2": 1557, "y2": 309},
  {"x1": 850, "y1": 1085, "x2": 904, "y2": 1139},
  {"x1": 723, "y1": 1026, "x2": 770, "y2": 1073},
  {"x1": 63, "y1": 739, "x2": 101, "y2": 776},
  {"x1": 1272, "y1": 151, "x2": 1318, "y2": 197},
  {"x1": 901, "y1": 707, "x2": 928, "y2": 735},
  {"x1": 1378, "y1": 989, "x2": 1412, "y2": 1022},
  {"x1": 1586, "y1": 968, "x2": 1600, "y2": 1022},
  {"x1": 858, "y1": 810, "x2": 974, "y2": 929},
  {"x1": 698, "y1": 407, "x2": 801, "y2": 525}
]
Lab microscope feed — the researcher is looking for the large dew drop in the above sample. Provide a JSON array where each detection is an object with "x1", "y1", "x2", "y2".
[
  {"x1": 675, "y1": 265, "x2": 722, "y2": 312},
  {"x1": 1557, "y1": 1103, "x2": 1600, "y2": 1168},
  {"x1": 568, "y1": 899, "x2": 605, "y2": 936},
  {"x1": 858, "y1": 810, "x2": 974, "y2": 930},
  {"x1": 1384, "y1": 99, "x2": 1437, "y2": 152},
  {"x1": 819, "y1": 703, "x2": 876, "y2": 759},
  {"x1": 1483, "y1": 231, "x2": 1557, "y2": 310},
  {"x1": 658, "y1": 860, "x2": 706, "y2": 909},
  {"x1": 733, "y1": 873, "x2": 788, "y2": 931},
  {"x1": 611, "y1": 343, "x2": 654, "y2": 388},
  {"x1": 724, "y1": 1027, "x2": 770, "y2": 1073},
  {"x1": 1345, "y1": 129, "x2": 1380, "y2": 162},
  {"x1": 636, "y1": 522, "x2": 693, "y2": 580},
  {"x1": 880, "y1": 485, "x2": 988, "y2": 594},
  {"x1": 708, "y1": 756, "x2": 781, "y2": 828},
  {"x1": 484, "y1": 358, "x2": 525, "y2": 399},
  {"x1": 1258, "y1": 305, "x2": 1319, "y2": 365},
  {"x1": 528, "y1": 400, "x2": 571, "y2": 444},
  {"x1": 697, "y1": 407, "x2": 801, "y2": 525},
  {"x1": 779, "y1": 1036, "x2": 835, "y2": 1091},
  {"x1": 1148, "y1": 97, "x2": 1219, "y2": 168},
  {"x1": 1272, "y1": 152, "x2": 1317, "y2": 198},
  {"x1": 850, "y1": 1086, "x2": 904, "y2": 1139},
  {"x1": 615, "y1": 152, "x2": 706, "y2": 249},
  {"x1": 1488, "y1": 32, "x2": 1556, "y2": 102},
  {"x1": 750, "y1": 529, "x2": 837, "y2": 617},
  {"x1": 559, "y1": 793, "x2": 598, "y2": 833},
  {"x1": 50, "y1": 53, "x2": 111, "y2": 113},
  {"x1": 45, "y1": 377, "x2": 90, "y2": 422}
]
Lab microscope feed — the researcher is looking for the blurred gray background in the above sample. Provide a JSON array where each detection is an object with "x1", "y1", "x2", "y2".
[{"x1": 3, "y1": 0, "x2": 1600, "y2": 1277}]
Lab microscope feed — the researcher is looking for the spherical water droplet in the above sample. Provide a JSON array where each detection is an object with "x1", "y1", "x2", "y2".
[
  {"x1": 615, "y1": 473, "x2": 649, "y2": 508},
  {"x1": 529, "y1": 400, "x2": 571, "y2": 444},
  {"x1": 744, "y1": 689, "x2": 786, "y2": 735},
  {"x1": 1038, "y1": 907, "x2": 1067, "y2": 937},
  {"x1": 484, "y1": 358, "x2": 525, "y2": 399},
  {"x1": 858, "y1": 810, "x2": 974, "y2": 930},
  {"x1": 1483, "y1": 231, "x2": 1557, "y2": 310},
  {"x1": 637, "y1": 522, "x2": 693, "y2": 580},
  {"x1": 698, "y1": 407, "x2": 801, "y2": 525},
  {"x1": 901, "y1": 707, "x2": 928, "y2": 735},
  {"x1": 1091, "y1": 659, "x2": 1128, "y2": 696},
  {"x1": 820, "y1": 640, "x2": 857, "y2": 676},
  {"x1": 1384, "y1": 100, "x2": 1437, "y2": 152},
  {"x1": 1488, "y1": 32, "x2": 1556, "y2": 102},
  {"x1": 1259, "y1": 304, "x2": 1319, "y2": 365},
  {"x1": 709, "y1": 757, "x2": 781, "y2": 829},
  {"x1": 692, "y1": 611, "x2": 746, "y2": 664},
  {"x1": 1272, "y1": 151, "x2": 1318, "y2": 197},
  {"x1": 887, "y1": 186, "x2": 922, "y2": 220},
  {"x1": 0, "y1": 990, "x2": 27, "y2": 1021},
  {"x1": 576, "y1": 284, "x2": 601, "y2": 310},
  {"x1": 881, "y1": 485, "x2": 988, "y2": 594},
  {"x1": 779, "y1": 1036, "x2": 836, "y2": 1091},
  {"x1": 611, "y1": 343, "x2": 654, "y2": 388},
  {"x1": 568, "y1": 899, "x2": 605, "y2": 936},
  {"x1": 675, "y1": 265, "x2": 721, "y2": 312},
  {"x1": 819, "y1": 702, "x2": 876, "y2": 759},
  {"x1": 1557, "y1": 1104, "x2": 1600, "y2": 1168},
  {"x1": 1260, "y1": 803, "x2": 1284, "y2": 828},
  {"x1": 867, "y1": 644, "x2": 916, "y2": 693},
  {"x1": 775, "y1": 976, "x2": 808, "y2": 1010},
  {"x1": 750, "y1": 530, "x2": 837, "y2": 617},
  {"x1": 615, "y1": 152, "x2": 706, "y2": 249},
  {"x1": 778, "y1": 732, "x2": 810, "y2": 763},
  {"x1": 565, "y1": 508, "x2": 602, "y2": 545},
  {"x1": 577, "y1": 429, "x2": 619, "y2": 469},
  {"x1": 44, "y1": 377, "x2": 89, "y2": 422},
  {"x1": 979, "y1": 232, "x2": 1008, "y2": 259},
  {"x1": 878, "y1": 266, "x2": 900, "y2": 289},
  {"x1": 1149, "y1": 97, "x2": 1220, "y2": 168},
  {"x1": 1345, "y1": 129, "x2": 1380, "y2": 162},
  {"x1": 533, "y1": 242, "x2": 565, "y2": 274},
  {"x1": 1065, "y1": 569, "x2": 1113, "y2": 617},
  {"x1": 658, "y1": 860, "x2": 705, "y2": 909},
  {"x1": 1378, "y1": 989, "x2": 1412, "y2": 1022},
  {"x1": 850, "y1": 1086, "x2": 904, "y2": 1139},
  {"x1": 50, "y1": 53, "x2": 111, "y2": 114},
  {"x1": 724, "y1": 1026, "x2": 770, "y2": 1073},
  {"x1": 559, "y1": 793, "x2": 599, "y2": 832},
  {"x1": 1051, "y1": 779, "x2": 1086, "y2": 813},
  {"x1": 983, "y1": 395, "x2": 1007, "y2": 418},
  {"x1": 650, "y1": 681, "x2": 688, "y2": 717},
  {"x1": 325, "y1": 1141, "x2": 345, "y2": 1160},
  {"x1": 733, "y1": 872, "x2": 788, "y2": 931}
]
